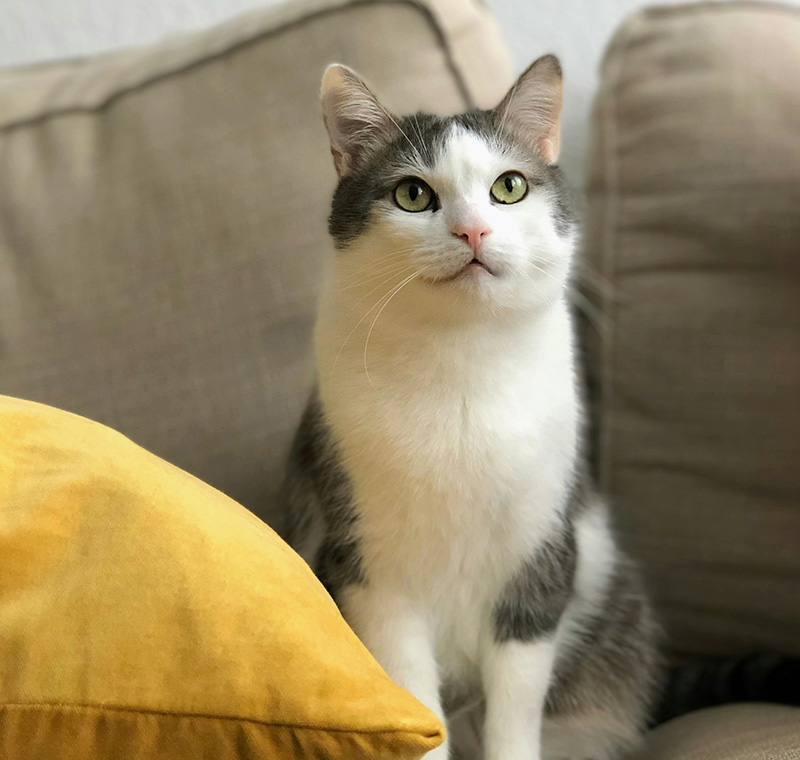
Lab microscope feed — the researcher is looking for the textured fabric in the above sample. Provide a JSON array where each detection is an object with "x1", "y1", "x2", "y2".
[
  {"x1": 632, "y1": 704, "x2": 800, "y2": 760},
  {"x1": 452, "y1": 704, "x2": 800, "y2": 759},
  {"x1": 0, "y1": 0, "x2": 513, "y2": 525},
  {"x1": 582, "y1": 1, "x2": 800, "y2": 656},
  {"x1": 0, "y1": 394, "x2": 444, "y2": 759}
]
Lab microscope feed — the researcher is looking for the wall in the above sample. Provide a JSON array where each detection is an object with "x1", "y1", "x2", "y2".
[{"x1": 2, "y1": 0, "x2": 796, "y2": 186}]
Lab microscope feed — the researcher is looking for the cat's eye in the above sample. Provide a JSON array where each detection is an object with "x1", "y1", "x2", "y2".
[
  {"x1": 394, "y1": 178, "x2": 434, "y2": 212},
  {"x1": 491, "y1": 171, "x2": 528, "y2": 205}
]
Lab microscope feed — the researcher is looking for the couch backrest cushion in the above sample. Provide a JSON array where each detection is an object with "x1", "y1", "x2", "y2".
[
  {"x1": 582, "y1": 2, "x2": 800, "y2": 656},
  {"x1": 0, "y1": 0, "x2": 513, "y2": 522}
]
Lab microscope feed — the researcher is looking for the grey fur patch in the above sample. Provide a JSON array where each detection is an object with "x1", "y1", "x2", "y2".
[
  {"x1": 491, "y1": 459, "x2": 597, "y2": 644},
  {"x1": 279, "y1": 390, "x2": 365, "y2": 599},
  {"x1": 545, "y1": 552, "x2": 663, "y2": 732},
  {"x1": 493, "y1": 521, "x2": 577, "y2": 643},
  {"x1": 543, "y1": 163, "x2": 575, "y2": 237},
  {"x1": 328, "y1": 113, "x2": 447, "y2": 247},
  {"x1": 328, "y1": 109, "x2": 574, "y2": 248}
]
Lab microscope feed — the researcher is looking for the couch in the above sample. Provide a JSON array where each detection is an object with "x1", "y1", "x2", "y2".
[{"x1": 0, "y1": 0, "x2": 798, "y2": 756}]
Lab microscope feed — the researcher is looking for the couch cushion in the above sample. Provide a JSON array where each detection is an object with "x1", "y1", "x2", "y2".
[
  {"x1": 0, "y1": 394, "x2": 444, "y2": 759},
  {"x1": 0, "y1": 0, "x2": 513, "y2": 523},
  {"x1": 632, "y1": 704, "x2": 800, "y2": 760},
  {"x1": 582, "y1": 2, "x2": 800, "y2": 656}
]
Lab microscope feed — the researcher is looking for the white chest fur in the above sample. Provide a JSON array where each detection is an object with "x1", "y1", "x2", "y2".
[{"x1": 315, "y1": 288, "x2": 580, "y2": 676}]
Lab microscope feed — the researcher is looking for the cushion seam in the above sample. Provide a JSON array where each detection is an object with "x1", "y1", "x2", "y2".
[
  {"x1": 0, "y1": 0, "x2": 475, "y2": 135},
  {"x1": 596, "y1": 13, "x2": 643, "y2": 494},
  {"x1": 641, "y1": 0, "x2": 800, "y2": 23},
  {"x1": 0, "y1": 702, "x2": 441, "y2": 737}
]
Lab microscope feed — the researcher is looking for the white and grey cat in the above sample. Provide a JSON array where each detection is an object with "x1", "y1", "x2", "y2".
[{"x1": 279, "y1": 56, "x2": 661, "y2": 760}]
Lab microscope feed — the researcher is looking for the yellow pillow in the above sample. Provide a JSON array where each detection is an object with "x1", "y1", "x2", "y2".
[{"x1": 0, "y1": 395, "x2": 444, "y2": 759}]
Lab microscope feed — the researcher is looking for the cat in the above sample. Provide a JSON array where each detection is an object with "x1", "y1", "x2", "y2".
[{"x1": 278, "y1": 56, "x2": 661, "y2": 760}]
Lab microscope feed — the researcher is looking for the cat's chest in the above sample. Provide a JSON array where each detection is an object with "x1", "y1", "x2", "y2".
[
  {"x1": 328, "y1": 360, "x2": 578, "y2": 548},
  {"x1": 350, "y1": 382, "x2": 549, "y2": 481},
  {"x1": 332, "y1": 378, "x2": 577, "y2": 657},
  {"x1": 317, "y1": 301, "x2": 579, "y2": 590},
  {"x1": 335, "y1": 336, "x2": 575, "y2": 469}
]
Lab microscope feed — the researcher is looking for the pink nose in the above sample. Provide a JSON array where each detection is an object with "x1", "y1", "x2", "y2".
[{"x1": 451, "y1": 222, "x2": 491, "y2": 252}]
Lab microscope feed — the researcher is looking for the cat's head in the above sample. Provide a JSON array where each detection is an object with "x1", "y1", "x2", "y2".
[{"x1": 320, "y1": 56, "x2": 574, "y2": 320}]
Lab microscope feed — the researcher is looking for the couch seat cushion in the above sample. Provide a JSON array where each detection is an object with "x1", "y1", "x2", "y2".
[{"x1": 633, "y1": 704, "x2": 800, "y2": 760}]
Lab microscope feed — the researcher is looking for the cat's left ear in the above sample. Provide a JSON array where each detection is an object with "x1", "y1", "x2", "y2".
[
  {"x1": 320, "y1": 64, "x2": 400, "y2": 177},
  {"x1": 495, "y1": 54, "x2": 562, "y2": 164}
]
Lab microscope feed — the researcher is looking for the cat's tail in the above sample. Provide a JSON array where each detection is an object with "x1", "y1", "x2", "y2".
[{"x1": 651, "y1": 652, "x2": 800, "y2": 726}]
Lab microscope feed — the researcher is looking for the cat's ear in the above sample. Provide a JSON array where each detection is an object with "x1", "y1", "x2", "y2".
[
  {"x1": 495, "y1": 54, "x2": 562, "y2": 164},
  {"x1": 320, "y1": 64, "x2": 400, "y2": 177}
]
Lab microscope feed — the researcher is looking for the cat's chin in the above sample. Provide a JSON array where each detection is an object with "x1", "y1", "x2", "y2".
[{"x1": 424, "y1": 258, "x2": 497, "y2": 286}]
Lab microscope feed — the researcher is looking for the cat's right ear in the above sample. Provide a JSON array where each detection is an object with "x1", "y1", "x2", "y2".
[{"x1": 320, "y1": 65, "x2": 400, "y2": 177}]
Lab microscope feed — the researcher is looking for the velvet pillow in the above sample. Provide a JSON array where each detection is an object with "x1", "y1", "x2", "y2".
[{"x1": 0, "y1": 395, "x2": 444, "y2": 759}]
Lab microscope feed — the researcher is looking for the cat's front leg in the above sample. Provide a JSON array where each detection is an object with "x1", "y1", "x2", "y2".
[
  {"x1": 482, "y1": 521, "x2": 576, "y2": 759},
  {"x1": 482, "y1": 638, "x2": 556, "y2": 760},
  {"x1": 339, "y1": 585, "x2": 450, "y2": 759}
]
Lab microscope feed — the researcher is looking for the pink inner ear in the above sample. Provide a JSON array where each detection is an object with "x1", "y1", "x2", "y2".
[
  {"x1": 330, "y1": 147, "x2": 344, "y2": 175},
  {"x1": 540, "y1": 136, "x2": 559, "y2": 164},
  {"x1": 497, "y1": 55, "x2": 563, "y2": 165},
  {"x1": 330, "y1": 146, "x2": 351, "y2": 177}
]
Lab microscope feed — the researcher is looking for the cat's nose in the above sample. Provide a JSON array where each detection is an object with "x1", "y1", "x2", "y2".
[{"x1": 450, "y1": 222, "x2": 491, "y2": 252}]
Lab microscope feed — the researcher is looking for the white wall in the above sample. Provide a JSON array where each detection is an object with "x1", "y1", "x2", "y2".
[{"x1": 2, "y1": 0, "x2": 796, "y2": 185}]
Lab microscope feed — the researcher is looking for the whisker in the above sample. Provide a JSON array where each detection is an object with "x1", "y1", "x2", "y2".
[
  {"x1": 518, "y1": 269, "x2": 551, "y2": 307},
  {"x1": 410, "y1": 115, "x2": 429, "y2": 164},
  {"x1": 352, "y1": 248, "x2": 417, "y2": 264},
  {"x1": 329, "y1": 274, "x2": 415, "y2": 382},
  {"x1": 349, "y1": 267, "x2": 415, "y2": 310},
  {"x1": 363, "y1": 271, "x2": 421, "y2": 387},
  {"x1": 340, "y1": 261, "x2": 414, "y2": 291},
  {"x1": 337, "y1": 248, "x2": 418, "y2": 282},
  {"x1": 528, "y1": 261, "x2": 563, "y2": 287},
  {"x1": 495, "y1": 77, "x2": 520, "y2": 140},
  {"x1": 572, "y1": 261, "x2": 617, "y2": 299},
  {"x1": 520, "y1": 246, "x2": 619, "y2": 300},
  {"x1": 341, "y1": 268, "x2": 410, "y2": 294},
  {"x1": 378, "y1": 104, "x2": 423, "y2": 164},
  {"x1": 569, "y1": 287, "x2": 615, "y2": 338}
]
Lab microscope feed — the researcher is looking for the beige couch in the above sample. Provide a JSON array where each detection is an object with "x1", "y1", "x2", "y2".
[{"x1": 0, "y1": 0, "x2": 798, "y2": 756}]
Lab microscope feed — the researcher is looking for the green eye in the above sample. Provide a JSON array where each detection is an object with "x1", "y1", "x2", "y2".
[
  {"x1": 394, "y1": 178, "x2": 434, "y2": 212},
  {"x1": 491, "y1": 171, "x2": 528, "y2": 204}
]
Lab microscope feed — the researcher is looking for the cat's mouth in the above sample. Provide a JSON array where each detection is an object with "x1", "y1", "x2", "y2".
[{"x1": 429, "y1": 258, "x2": 496, "y2": 284}]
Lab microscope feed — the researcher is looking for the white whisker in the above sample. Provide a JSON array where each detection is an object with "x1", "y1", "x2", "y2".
[
  {"x1": 328, "y1": 280, "x2": 408, "y2": 383},
  {"x1": 378, "y1": 104, "x2": 423, "y2": 164},
  {"x1": 363, "y1": 271, "x2": 421, "y2": 387},
  {"x1": 528, "y1": 261, "x2": 563, "y2": 287},
  {"x1": 348, "y1": 267, "x2": 415, "y2": 310},
  {"x1": 572, "y1": 262, "x2": 617, "y2": 299},
  {"x1": 569, "y1": 287, "x2": 615, "y2": 338},
  {"x1": 519, "y1": 269, "x2": 551, "y2": 307},
  {"x1": 340, "y1": 261, "x2": 414, "y2": 291},
  {"x1": 495, "y1": 78, "x2": 519, "y2": 140}
]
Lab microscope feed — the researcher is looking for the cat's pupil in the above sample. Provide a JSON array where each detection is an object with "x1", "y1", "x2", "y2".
[
  {"x1": 409, "y1": 184, "x2": 420, "y2": 201},
  {"x1": 505, "y1": 176, "x2": 514, "y2": 193}
]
